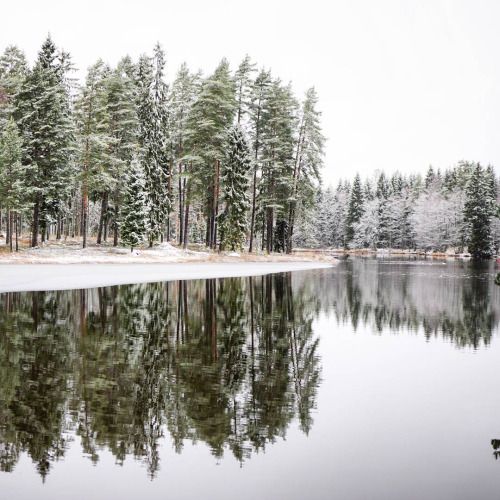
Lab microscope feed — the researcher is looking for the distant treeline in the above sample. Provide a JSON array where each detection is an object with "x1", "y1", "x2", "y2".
[
  {"x1": 0, "y1": 37, "x2": 324, "y2": 252},
  {"x1": 298, "y1": 163, "x2": 500, "y2": 258}
]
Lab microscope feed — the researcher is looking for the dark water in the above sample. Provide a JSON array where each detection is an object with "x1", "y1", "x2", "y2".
[{"x1": 1, "y1": 258, "x2": 500, "y2": 499}]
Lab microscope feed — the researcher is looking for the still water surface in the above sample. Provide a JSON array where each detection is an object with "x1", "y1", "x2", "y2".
[{"x1": 1, "y1": 258, "x2": 500, "y2": 499}]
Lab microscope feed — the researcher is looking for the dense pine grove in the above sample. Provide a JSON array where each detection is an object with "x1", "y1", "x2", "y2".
[
  {"x1": 0, "y1": 37, "x2": 324, "y2": 254},
  {"x1": 0, "y1": 37, "x2": 499, "y2": 258}
]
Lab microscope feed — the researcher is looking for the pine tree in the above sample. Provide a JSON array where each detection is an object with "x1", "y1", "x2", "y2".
[
  {"x1": 259, "y1": 79, "x2": 297, "y2": 253},
  {"x1": 120, "y1": 157, "x2": 147, "y2": 251},
  {"x1": 75, "y1": 60, "x2": 111, "y2": 248},
  {"x1": 168, "y1": 63, "x2": 200, "y2": 247},
  {"x1": 219, "y1": 126, "x2": 251, "y2": 251},
  {"x1": 463, "y1": 163, "x2": 493, "y2": 258},
  {"x1": 185, "y1": 58, "x2": 236, "y2": 248},
  {"x1": 346, "y1": 173, "x2": 364, "y2": 245},
  {"x1": 103, "y1": 58, "x2": 139, "y2": 246},
  {"x1": 234, "y1": 55, "x2": 256, "y2": 125},
  {"x1": 0, "y1": 118, "x2": 30, "y2": 251},
  {"x1": 248, "y1": 69, "x2": 272, "y2": 252},
  {"x1": 15, "y1": 36, "x2": 74, "y2": 247},
  {"x1": 287, "y1": 87, "x2": 325, "y2": 253}
]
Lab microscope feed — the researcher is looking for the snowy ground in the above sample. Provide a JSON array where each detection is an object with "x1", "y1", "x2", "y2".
[
  {"x1": 0, "y1": 262, "x2": 333, "y2": 293},
  {"x1": 0, "y1": 240, "x2": 209, "y2": 263}
]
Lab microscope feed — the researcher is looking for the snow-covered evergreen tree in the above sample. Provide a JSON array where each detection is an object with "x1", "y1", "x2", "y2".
[
  {"x1": 287, "y1": 87, "x2": 325, "y2": 252},
  {"x1": 136, "y1": 44, "x2": 170, "y2": 247},
  {"x1": 120, "y1": 157, "x2": 147, "y2": 251},
  {"x1": 259, "y1": 79, "x2": 297, "y2": 252},
  {"x1": 352, "y1": 198, "x2": 379, "y2": 248},
  {"x1": 248, "y1": 68, "x2": 272, "y2": 252},
  {"x1": 234, "y1": 55, "x2": 256, "y2": 125},
  {"x1": 185, "y1": 58, "x2": 236, "y2": 248},
  {"x1": 219, "y1": 125, "x2": 251, "y2": 251},
  {"x1": 346, "y1": 173, "x2": 364, "y2": 245},
  {"x1": 75, "y1": 60, "x2": 111, "y2": 248},
  {"x1": 463, "y1": 163, "x2": 493, "y2": 258},
  {"x1": 15, "y1": 36, "x2": 75, "y2": 246},
  {"x1": 0, "y1": 118, "x2": 30, "y2": 250},
  {"x1": 168, "y1": 62, "x2": 200, "y2": 247},
  {"x1": 103, "y1": 58, "x2": 139, "y2": 246},
  {"x1": 0, "y1": 46, "x2": 28, "y2": 132}
]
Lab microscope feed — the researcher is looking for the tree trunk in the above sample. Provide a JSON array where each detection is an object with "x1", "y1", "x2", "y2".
[
  {"x1": 82, "y1": 184, "x2": 89, "y2": 248},
  {"x1": 286, "y1": 119, "x2": 305, "y2": 254},
  {"x1": 113, "y1": 204, "x2": 119, "y2": 247},
  {"x1": 6, "y1": 209, "x2": 11, "y2": 247},
  {"x1": 266, "y1": 207, "x2": 273, "y2": 254},
  {"x1": 9, "y1": 211, "x2": 13, "y2": 252},
  {"x1": 249, "y1": 164, "x2": 258, "y2": 253},
  {"x1": 213, "y1": 160, "x2": 220, "y2": 250},
  {"x1": 178, "y1": 164, "x2": 184, "y2": 246},
  {"x1": 166, "y1": 158, "x2": 173, "y2": 242},
  {"x1": 183, "y1": 182, "x2": 191, "y2": 250},
  {"x1": 56, "y1": 212, "x2": 62, "y2": 240},
  {"x1": 97, "y1": 193, "x2": 108, "y2": 244},
  {"x1": 32, "y1": 196, "x2": 40, "y2": 247},
  {"x1": 15, "y1": 213, "x2": 19, "y2": 252}
]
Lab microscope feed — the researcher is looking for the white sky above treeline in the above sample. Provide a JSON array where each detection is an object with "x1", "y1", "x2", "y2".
[{"x1": 2, "y1": 0, "x2": 499, "y2": 186}]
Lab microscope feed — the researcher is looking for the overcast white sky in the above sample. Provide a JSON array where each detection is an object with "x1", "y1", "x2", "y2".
[{"x1": 1, "y1": 0, "x2": 499, "y2": 185}]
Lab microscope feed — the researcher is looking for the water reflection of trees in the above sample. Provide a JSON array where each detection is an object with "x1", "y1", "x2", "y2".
[
  {"x1": 297, "y1": 259, "x2": 500, "y2": 348},
  {"x1": 0, "y1": 274, "x2": 321, "y2": 478}
]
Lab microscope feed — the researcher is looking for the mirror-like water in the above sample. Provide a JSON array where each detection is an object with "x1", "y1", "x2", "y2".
[{"x1": 1, "y1": 258, "x2": 500, "y2": 499}]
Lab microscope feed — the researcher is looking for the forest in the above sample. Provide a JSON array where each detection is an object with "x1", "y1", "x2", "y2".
[
  {"x1": 0, "y1": 36, "x2": 324, "y2": 254},
  {"x1": 299, "y1": 163, "x2": 500, "y2": 259},
  {"x1": 0, "y1": 37, "x2": 498, "y2": 259}
]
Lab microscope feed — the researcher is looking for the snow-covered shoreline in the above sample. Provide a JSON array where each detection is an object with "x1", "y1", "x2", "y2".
[{"x1": 0, "y1": 261, "x2": 333, "y2": 293}]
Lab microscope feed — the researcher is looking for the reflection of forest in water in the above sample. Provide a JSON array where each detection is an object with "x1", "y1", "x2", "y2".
[
  {"x1": 0, "y1": 274, "x2": 321, "y2": 479},
  {"x1": 1, "y1": 260, "x2": 499, "y2": 480},
  {"x1": 296, "y1": 258, "x2": 500, "y2": 348}
]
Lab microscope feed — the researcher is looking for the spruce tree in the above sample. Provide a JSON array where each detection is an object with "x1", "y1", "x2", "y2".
[
  {"x1": 219, "y1": 125, "x2": 251, "y2": 251},
  {"x1": 463, "y1": 163, "x2": 493, "y2": 258},
  {"x1": 136, "y1": 44, "x2": 170, "y2": 247},
  {"x1": 0, "y1": 118, "x2": 30, "y2": 250},
  {"x1": 346, "y1": 173, "x2": 364, "y2": 245},
  {"x1": 0, "y1": 46, "x2": 28, "y2": 132},
  {"x1": 15, "y1": 36, "x2": 74, "y2": 246},
  {"x1": 375, "y1": 172, "x2": 391, "y2": 247},
  {"x1": 120, "y1": 158, "x2": 147, "y2": 252}
]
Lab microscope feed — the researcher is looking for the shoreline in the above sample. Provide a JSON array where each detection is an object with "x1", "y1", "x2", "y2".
[{"x1": 0, "y1": 261, "x2": 334, "y2": 293}]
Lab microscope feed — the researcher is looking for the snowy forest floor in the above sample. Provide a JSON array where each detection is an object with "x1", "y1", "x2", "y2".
[{"x1": 0, "y1": 238, "x2": 336, "y2": 264}]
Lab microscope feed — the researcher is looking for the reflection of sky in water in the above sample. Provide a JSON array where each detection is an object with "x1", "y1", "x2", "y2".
[{"x1": 1, "y1": 259, "x2": 500, "y2": 499}]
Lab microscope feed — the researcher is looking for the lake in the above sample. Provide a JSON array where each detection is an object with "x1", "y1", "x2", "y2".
[{"x1": 1, "y1": 258, "x2": 500, "y2": 499}]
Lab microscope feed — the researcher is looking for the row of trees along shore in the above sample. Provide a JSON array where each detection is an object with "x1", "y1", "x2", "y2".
[
  {"x1": 0, "y1": 37, "x2": 325, "y2": 253},
  {"x1": 299, "y1": 163, "x2": 500, "y2": 259}
]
